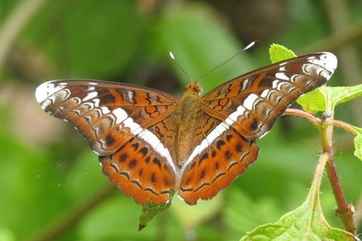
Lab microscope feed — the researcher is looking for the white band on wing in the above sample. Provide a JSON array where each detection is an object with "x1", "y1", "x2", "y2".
[{"x1": 113, "y1": 107, "x2": 178, "y2": 175}]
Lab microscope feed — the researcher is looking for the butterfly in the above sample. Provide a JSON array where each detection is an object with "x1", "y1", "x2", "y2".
[{"x1": 35, "y1": 52, "x2": 337, "y2": 205}]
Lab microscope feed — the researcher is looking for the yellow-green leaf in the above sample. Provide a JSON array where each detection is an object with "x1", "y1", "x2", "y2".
[
  {"x1": 269, "y1": 43, "x2": 296, "y2": 63},
  {"x1": 239, "y1": 154, "x2": 357, "y2": 241},
  {"x1": 353, "y1": 134, "x2": 362, "y2": 161},
  {"x1": 138, "y1": 199, "x2": 173, "y2": 230},
  {"x1": 296, "y1": 88, "x2": 326, "y2": 113},
  {"x1": 326, "y1": 85, "x2": 362, "y2": 108},
  {"x1": 0, "y1": 228, "x2": 14, "y2": 241}
]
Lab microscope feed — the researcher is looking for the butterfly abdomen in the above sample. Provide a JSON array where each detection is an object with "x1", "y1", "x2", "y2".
[{"x1": 173, "y1": 90, "x2": 204, "y2": 166}]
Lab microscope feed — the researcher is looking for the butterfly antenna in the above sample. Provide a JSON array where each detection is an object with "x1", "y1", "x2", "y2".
[
  {"x1": 169, "y1": 51, "x2": 192, "y2": 82},
  {"x1": 198, "y1": 41, "x2": 257, "y2": 81}
]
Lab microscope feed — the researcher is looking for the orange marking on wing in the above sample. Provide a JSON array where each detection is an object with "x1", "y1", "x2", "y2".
[
  {"x1": 179, "y1": 129, "x2": 258, "y2": 205},
  {"x1": 101, "y1": 138, "x2": 176, "y2": 205}
]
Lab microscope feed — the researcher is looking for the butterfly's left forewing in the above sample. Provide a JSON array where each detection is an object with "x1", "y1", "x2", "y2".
[
  {"x1": 36, "y1": 80, "x2": 178, "y2": 204},
  {"x1": 179, "y1": 52, "x2": 337, "y2": 204}
]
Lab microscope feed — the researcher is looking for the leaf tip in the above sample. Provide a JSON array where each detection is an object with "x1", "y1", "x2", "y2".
[{"x1": 269, "y1": 43, "x2": 297, "y2": 63}]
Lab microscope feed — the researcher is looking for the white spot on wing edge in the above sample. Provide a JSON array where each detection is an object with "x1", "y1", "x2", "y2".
[
  {"x1": 319, "y1": 52, "x2": 337, "y2": 73},
  {"x1": 35, "y1": 80, "x2": 65, "y2": 104},
  {"x1": 307, "y1": 52, "x2": 337, "y2": 80}
]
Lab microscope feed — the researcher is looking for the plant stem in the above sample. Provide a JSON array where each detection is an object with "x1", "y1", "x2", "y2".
[
  {"x1": 307, "y1": 153, "x2": 329, "y2": 216},
  {"x1": 284, "y1": 108, "x2": 356, "y2": 234},
  {"x1": 320, "y1": 110, "x2": 356, "y2": 234},
  {"x1": 284, "y1": 108, "x2": 358, "y2": 136},
  {"x1": 27, "y1": 185, "x2": 117, "y2": 241},
  {"x1": 284, "y1": 108, "x2": 321, "y2": 126},
  {"x1": 354, "y1": 195, "x2": 362, "y2": 229}
]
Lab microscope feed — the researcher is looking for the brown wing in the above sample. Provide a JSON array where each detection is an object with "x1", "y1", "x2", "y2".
[
  {"x1": 179, "y1": 52, "x2": 337, "y2": 204},
  {"x1": 201, "y1": 52, "x2": 337, "y2": 140},
  {"x1": 35, "y1": 80, "x2": 178, "y2": 204}
]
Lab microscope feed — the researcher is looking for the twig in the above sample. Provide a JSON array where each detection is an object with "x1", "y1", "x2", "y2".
[
  {"x1": 327, "y1": 119, "x2": 359, "y2": 136},
  {"x1": 320, "y1": 110, "x2": 356, "y2": 234},
  {"x1": 0, "y1": 0, "x2": 47, "y2": 71},
  {"x1": 284, "y1": 108, "x2": 358, "y2": 136},
  {"x1": 308, "y1": 153, "x2": 329, "y2": 209},
  {"x1": 284, "y1": 108, "x2": 356, "y2": 233},
  {"x1": 354, "y1": 196, "x2": 362, "y2": 229},
  {"x1": 27, "y1": 185, "x2": 117, "y2": 241},
  {"x1": 284, "y1": 108, "x2": 321, "y2": 126}
]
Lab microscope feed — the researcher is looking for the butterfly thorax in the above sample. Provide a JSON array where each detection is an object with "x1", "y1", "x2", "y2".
[{"x1": 173, "y1": 82, "x2": 203, "y2": 167}]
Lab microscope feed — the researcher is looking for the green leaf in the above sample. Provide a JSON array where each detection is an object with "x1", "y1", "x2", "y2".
[
  {"x1": 240, "y1": 202, "x2": 356, "y2": 241},
  {"x1": 296, "y1": 87, "x2": 327, "y2": 113},
  {"x1": 325, "y1": 84, "x2": 362, "y2": 108},
  {"x1": 239, "y1": 155, "x2": 357, "y2": 241},
  {"x1": 138, "y1": 200, "x2": 173, "y2": 230},
  {"x1": 0, "y1": 228, "x2": 14, "y2": 241},
  {"x1": 297, "y1": 84, "x2": 362, "y2": 113},
  {"x1": 156, "y1": 3, "x2": 253, "y2": 91},
  {"x1": 353, "y1": 134, "x2": 362, "y2": 161},
  {"x1": 269, "y1": 43, "x2": 296, "y2": 63}
]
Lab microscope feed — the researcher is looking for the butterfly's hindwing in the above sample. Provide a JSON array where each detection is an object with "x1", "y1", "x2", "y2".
[
  {"x1": 179, "y1": 128, "x2": 258, "y2": 205},
  {"x1": 101, "y1": 136, "x2": 177, "y2": 204}
]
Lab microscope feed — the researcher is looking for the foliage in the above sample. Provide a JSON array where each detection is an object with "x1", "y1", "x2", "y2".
[
  {"x1": 237, "y1": 43, "x2": 361, "y2": 241},
  {"x1": 0, "y1": 1, "x2": 362, "y2": 241}
]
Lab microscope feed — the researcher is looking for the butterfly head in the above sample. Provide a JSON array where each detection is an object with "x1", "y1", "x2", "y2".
[{"x1": 185, "y1": 81, "x2": 202, "y2": 96}]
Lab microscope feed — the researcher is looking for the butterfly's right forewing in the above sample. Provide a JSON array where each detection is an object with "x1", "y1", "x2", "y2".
[{"x1": 202, "y1": 52, "x2": 337, "y2": 140}]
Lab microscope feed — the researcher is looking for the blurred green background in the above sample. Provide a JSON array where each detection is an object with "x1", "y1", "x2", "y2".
[{"x1": 0, "y1": 0, "x2": 362, "y2": 241}]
